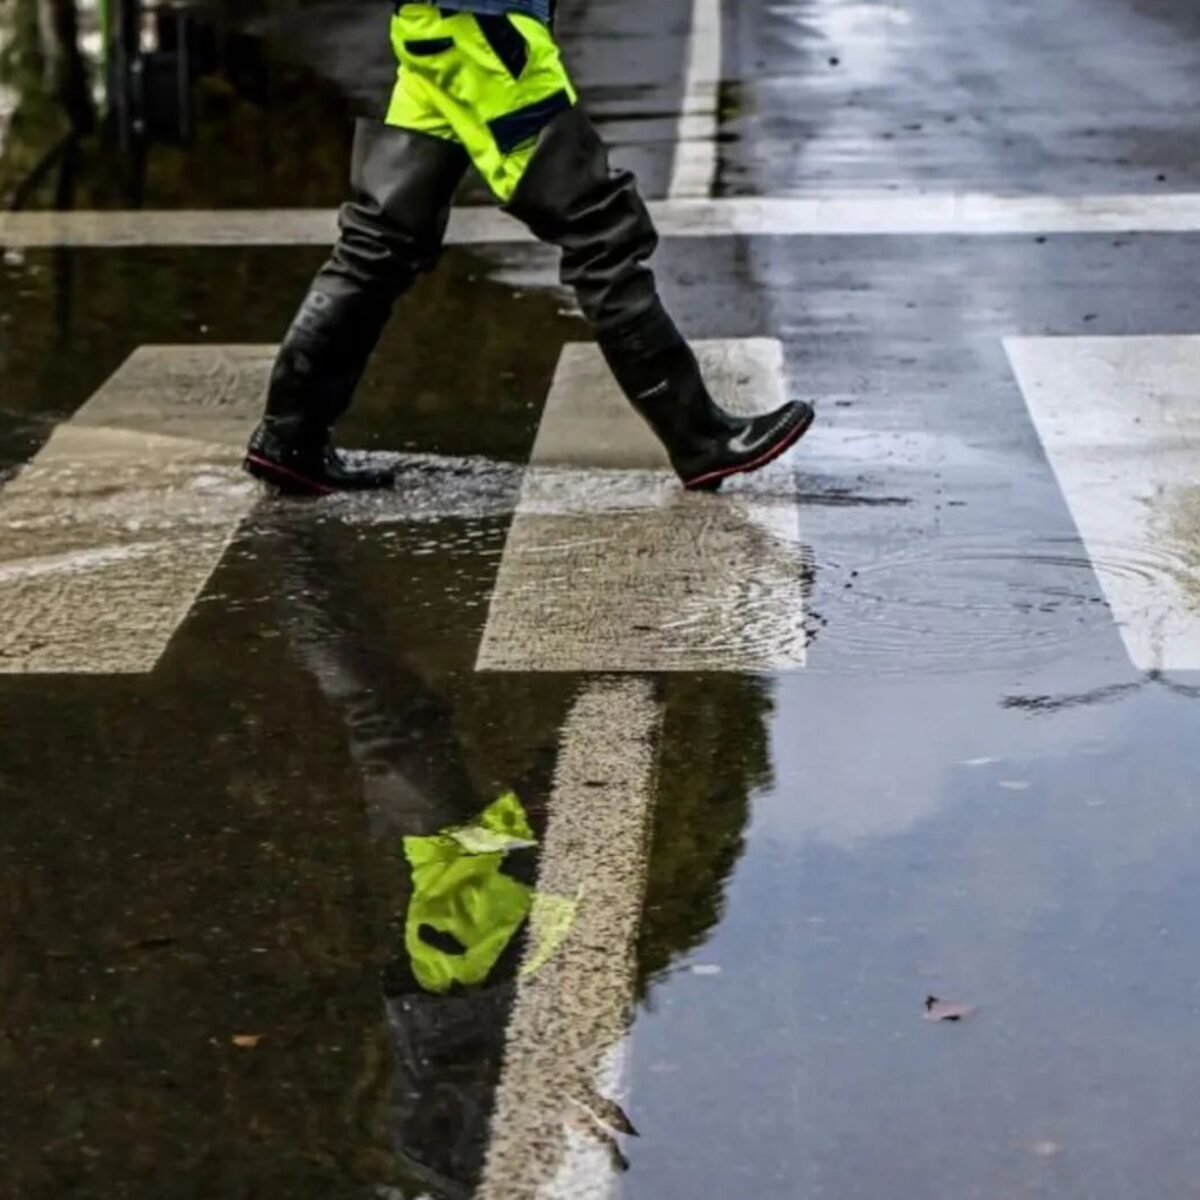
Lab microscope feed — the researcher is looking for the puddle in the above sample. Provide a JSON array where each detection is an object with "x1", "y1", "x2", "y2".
[
  {"x1": 810, "y1": 533, "x2": 1153, "y2": 674},
  {"x1": 4, "y1": 3, "x2": 1200, "y2": 1194}
]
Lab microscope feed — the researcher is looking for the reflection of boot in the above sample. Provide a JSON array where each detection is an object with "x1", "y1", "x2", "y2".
[
  {"x1": 505, "y1": 106, "x2": 814, "y2": 490},
  {"x1": 245, "y1": 120, "x2": 468, "y2": 496}
]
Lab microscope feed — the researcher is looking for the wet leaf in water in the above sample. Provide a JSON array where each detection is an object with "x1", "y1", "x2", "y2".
[
  {"x1": 924, "y1": 996, "x2": 977, "y2": 1022},
  {"x1": 232, "y1": 1034, "x2": 264, "y2": 1048}
]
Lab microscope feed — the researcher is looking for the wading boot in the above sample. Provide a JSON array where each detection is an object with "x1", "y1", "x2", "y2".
[
  {"x1": 243, "y1": 283, "x2": 400, "y2": 496},
  {"x1": 599, "y1": 303, "x2": 815, "y2": 491},
  {"x1": 244, "y1": 423, "x2": 396, "y2": 497},
  {"x1": 505, "y1": 107, "x2": 814, "y2": 489},
  {"x1": 245, "y1": 121, "x2": 469, "y2": 496}
]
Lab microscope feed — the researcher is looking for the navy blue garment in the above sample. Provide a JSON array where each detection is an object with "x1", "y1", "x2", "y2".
[{"x1": 438, "y1": 1, "x2": 553, "y2": 23}]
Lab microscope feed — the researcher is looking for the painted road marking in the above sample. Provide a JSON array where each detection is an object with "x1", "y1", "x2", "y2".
[
  {"x1": 476, "y1": 338, "x2": 810, "y2": 673},
  {"x1": 479, "y1": 678, "x2": 662, "y2": 1200},
  {"x1": 15, "y1": 193, "x2": 1200, "y2": 247},
  {"x1": 669, "y1": 0, "x2": 722, "y2": 199},
  {"x1": 0, "y1": 346, "x2": 266, "y2": 673},
  {"x1": 1005, "y1": 335, "x2": 1200, "y2": 672}
]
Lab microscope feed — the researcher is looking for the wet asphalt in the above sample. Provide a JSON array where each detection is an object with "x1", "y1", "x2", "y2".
[{"x1": 3, "y1": 0, "x2": 1200, "y2": 1196}]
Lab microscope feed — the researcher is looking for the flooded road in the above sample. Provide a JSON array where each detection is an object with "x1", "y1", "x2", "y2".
[{"x1": 3, "y1": 0, "x2": 1200, "y2": 1197}]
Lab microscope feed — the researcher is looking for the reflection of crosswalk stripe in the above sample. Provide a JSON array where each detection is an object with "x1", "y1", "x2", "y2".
[
  {"x1": 1005, "y1": 335, "x2": 1200, "y2": 672},
  {"x1": 12, "y1": 193, "x2": 1200, "y2": 247},
  {"x1": 480, "y1": 678, "x2": 662, "y2": 1200},
  {"x1": 0, "y1": 346, "x2": 267, "y2": 673},
  {"x1": 476, "y1": 339, "x2": 809, "y2": 673}
]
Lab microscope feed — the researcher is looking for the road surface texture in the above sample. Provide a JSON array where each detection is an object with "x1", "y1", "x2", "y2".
[{"x1": 2, "y1": 0, "x2": 1199, "y2": 1197}]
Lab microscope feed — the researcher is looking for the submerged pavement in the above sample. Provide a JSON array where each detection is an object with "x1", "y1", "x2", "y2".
[{"x1": 2, "y1": 0, "x2": 1200, "y2": 1197}]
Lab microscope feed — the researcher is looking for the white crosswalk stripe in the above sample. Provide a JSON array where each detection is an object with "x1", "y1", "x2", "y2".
[
  {"x1": 476, "y1": 338, "x2": 809, "y2": 673},
  {"x1": 1006, "y1": 334, "x2": 1200, "y2": 673},
  {"x1": 479, "y1": 678, "x2": 662, "y2": 1200},
  {"x1": 0, "y1": 346, "x2": 265, "y2": 673},
  {"x1": 12, "y1": 192, "x2": 1200, "y2": 248}
]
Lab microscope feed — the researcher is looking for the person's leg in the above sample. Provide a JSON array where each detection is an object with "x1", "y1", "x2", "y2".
[
  {"x1": 404, "y1": 10, "x2": 813, "y2": 490},
  {"x1": 245, "y1": 28, "x2": 469, "y2": 494},
  {"x1": 504, "y1": 106, "x2": 814, "y2": 490}
]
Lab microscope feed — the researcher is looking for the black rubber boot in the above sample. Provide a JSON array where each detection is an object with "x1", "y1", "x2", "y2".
[
  {"x1": 245, "y1": 120, "x2": 469, "y2": 496},
  {"x1": 505, "y1": 106, "x2": 814, "y2": 489},
  {"x1": 599, "y1": 302, "x2": 815, "y2": 491},
  {"x1": 245, "y1": 419, "x2": 396, "y2": 497}
]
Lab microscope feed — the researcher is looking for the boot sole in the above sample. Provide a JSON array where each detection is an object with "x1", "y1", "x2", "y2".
[
  {"x1": 244, "y1": 453, "x2": 336, "y2": 497},
  {"x1": 682, "y1": 404, "x2": 816, "y2": 493}
]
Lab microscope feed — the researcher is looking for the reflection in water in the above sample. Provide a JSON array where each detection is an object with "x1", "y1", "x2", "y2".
[
  {"x1": 1166, "y1": 482, "x2": 1200, "y2": 621},
  {"x1": 2, "y1": 0, "x2": 98, "y2": 207},
  {"x1": 1, "y1": 0, "x2": 358, "y2": 209},
  {"x1": 403, "y1": 791, "x2": 538, "y2": 997},
  {"x1": 389, "y1": 787, "x2": 572, "y2": 1200},
  {"x1": 258, "y1": 514, "x2": 778, "y2": 1197},
  {"x1": 265, "y1": 517, "x2": 551, "y2": 1197},
  {"x1": 639, "y1": 673, "x2": 776, "y2": 990},
  {"x1": 1004, "y1": 670, "x2": 1200, "y2": 714}
]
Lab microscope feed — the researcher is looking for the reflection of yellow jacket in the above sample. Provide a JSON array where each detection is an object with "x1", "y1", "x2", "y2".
[{"x1": 403, "y1": 791, "x2": 537, "y2": 994}]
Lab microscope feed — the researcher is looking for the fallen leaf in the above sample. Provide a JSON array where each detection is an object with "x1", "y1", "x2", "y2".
[
  {"x1": 232, "y1": 1034, "x2": 264, "y2": 1048},
  {"x1": 923, "y1": 996, "x2": 977, "y2": 1023}
]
